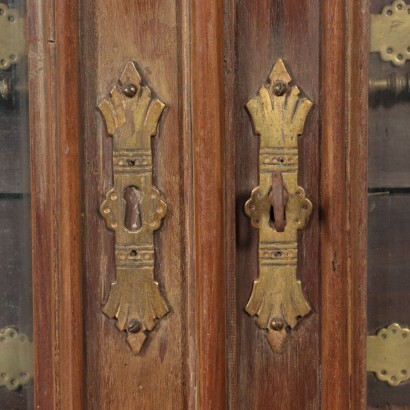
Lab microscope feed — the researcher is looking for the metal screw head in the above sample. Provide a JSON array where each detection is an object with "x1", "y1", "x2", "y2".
[
  {"x1": 122, "y1": 83, "x2": 137, "y2": 98},
  {"x1": 127, "y1": 319, "x2": 142, "y2": 333},
  {"x1": 271, "y1": 317, "x2": 285, "y2": 331},
  {"x1": 272, "y1": 80, "x2": 288, "y2": 96}
]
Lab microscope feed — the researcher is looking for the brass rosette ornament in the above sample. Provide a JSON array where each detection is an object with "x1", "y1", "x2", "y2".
[
  {"x1": 98, "y1": 61, "x2": 169, "y2": 354},
  {"x1": 244, "y1": 59, "x2": 313, "y2": 352}
]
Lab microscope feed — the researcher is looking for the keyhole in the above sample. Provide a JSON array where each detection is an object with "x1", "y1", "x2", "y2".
[{"x1": 124, "y1": 186, "x2": 142, "y2": 231}]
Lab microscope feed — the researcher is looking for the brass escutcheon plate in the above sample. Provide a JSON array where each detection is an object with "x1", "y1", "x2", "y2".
[
  {"x1": 98, "y1": 61, "x2": 169, "y2": 354},
  {"x1": 244, "y1": 59, "x2": 313, "y2": 353}
]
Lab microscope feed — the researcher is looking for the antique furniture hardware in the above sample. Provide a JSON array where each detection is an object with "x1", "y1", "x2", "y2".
[
  {"x1": 0, "y1": 3, "x2": 23, "y2": 72},
  {"x1": 367, "y1": 323, "x2": 410, "y2": 386},
  {"x1": 0, "y1": 3, "x2": 23, "y2": 101},
  {"x1": 98, "y1": 61, "x2": 169, "y2": 354},
  {"x1": 0, "y1": 327, "x2": 33, "y2": 390},
  {"x1": 244, "y1": 59, "x2": 313, "y2": 353},
  {"x1": 369, "y1": 72, "x2": 410, "y2": 96},
  {"x1": 370, "y1": 0, "x2": 410, "y2": 66}
]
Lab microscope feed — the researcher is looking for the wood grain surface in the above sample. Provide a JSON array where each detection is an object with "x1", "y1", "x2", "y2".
[
  {"x1": 28, "y1": 0, "x2": 59, "y2": 405},
  {"x1": 25, "y1": 0, "x2": 372, "y2": 408},
  {"x1": 224, "y1": 1, "x2": 237, "y2": 407},
  {"x1": 346, "y1": 1, "x2": 369, "y2": 408},
  {"x1": 321, "y1": 3, "x2": 349, "y2": 405},
  {"x1": 321, "y1": 1, "x2": 368, "y2": 409},
  {"x1": 28, "y1": 0, "x2": 84, "y2": 407},
  {"x1": 55, "y1": 0, "x2": 84, "y2": 407},
  {"x1": 225, "y1": 1, "x2": 321, "y2": 409},
  {"x1": 192, "y1": 1, "x2": 226, "y2": 408},
  {"x1": 80, "y1": 1, "x2": 194, "y2": 409}
]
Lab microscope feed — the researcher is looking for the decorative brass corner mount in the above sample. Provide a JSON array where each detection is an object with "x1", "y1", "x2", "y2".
[
  {"x1": 244, "y1": 59, "x2": 313, "y2": 353},
  {"x1": 368, "y1": 323, "x2": 410, "y2": 386},
  {"x1": 0, "y1": 327, "x2": 33, "y2": 390},
  {"x1": 0, "y1": 3, "x2": 24, "y2": 101},
  {"x1": 98, "y1": 61, "x2": 169, "y2": 354},
  {"x1": 371, "y1": 0, "x2": 410, "y2": 66},
  {"x1": 0, "y1": 3, "x2": 24, "y2": 71}
]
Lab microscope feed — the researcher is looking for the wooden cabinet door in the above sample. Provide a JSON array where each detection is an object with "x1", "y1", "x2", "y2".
[{"x1": 27, "y1": 0, "x2": 368, "y2": 409}]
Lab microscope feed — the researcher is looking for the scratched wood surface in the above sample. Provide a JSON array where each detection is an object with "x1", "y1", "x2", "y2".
[
  {"x1": 80, "y1": 1, "x2": 195, "y2": 409},
  {"x1": 225, "y1": 1, "x2": 321, "y2": 409}
]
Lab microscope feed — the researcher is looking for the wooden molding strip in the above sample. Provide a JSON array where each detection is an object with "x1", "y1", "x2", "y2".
[
  {"x1": 192, "y1": 0, "x2": 226, "y2": 408},
  {"x1": 28, "y1": 0, "x2": 84, "y2": 407},
  {"x1": 321, "y1": 1, "x2": 368, "y2": 408}
]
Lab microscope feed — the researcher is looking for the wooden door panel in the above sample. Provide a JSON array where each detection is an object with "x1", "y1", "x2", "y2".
[
  {"x1": 25, "y1": 0, "x2": 369, "y2": 408},
  {"x1": 224, "y1": 1, "x2": 321, "y2": 408},
  {"x1": 80, "y1": 2, "x2": 193, "y2": 409}
]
